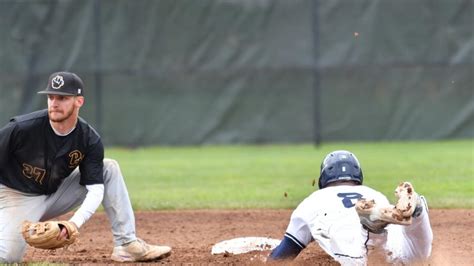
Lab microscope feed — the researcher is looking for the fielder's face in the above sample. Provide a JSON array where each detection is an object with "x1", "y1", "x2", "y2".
[{"x1": 47, "y1": 94, "x2": 84, "y2": 123}]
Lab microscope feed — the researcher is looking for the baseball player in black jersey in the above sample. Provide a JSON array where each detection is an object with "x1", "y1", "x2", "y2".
[{"x1": 0, "y1": 71, "x2": 171, "y2": 263}]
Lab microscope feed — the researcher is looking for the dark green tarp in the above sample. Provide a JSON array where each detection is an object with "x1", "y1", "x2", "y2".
[{"x1": 1, "y1": 0, "x2": 472, "y2": 145}]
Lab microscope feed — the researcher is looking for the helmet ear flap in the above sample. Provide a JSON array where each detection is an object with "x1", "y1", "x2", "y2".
[
  {"x1": 318, "y1": 174, "x2": 323, "y2": 189},
  {"x1": 318, "y1": 166, "x2": 334, "y2": 189}
]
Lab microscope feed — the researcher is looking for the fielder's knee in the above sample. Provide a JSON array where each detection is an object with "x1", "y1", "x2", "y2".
[
  {"x1": 0, "y1": 240, "x2": 26, "y2": 263},
  {"x1": 103, "y1": 158, "x2": 120, "y2": 171},
  {"x1": 102, "y1": 158, "x2": 123, "y2": 182}
]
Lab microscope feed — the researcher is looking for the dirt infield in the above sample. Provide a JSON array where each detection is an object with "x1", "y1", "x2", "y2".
[{"x1": 24, "y1": 209, "x2": 473, "y2": 265}]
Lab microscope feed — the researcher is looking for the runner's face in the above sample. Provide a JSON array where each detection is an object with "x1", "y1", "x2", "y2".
[{"x1": 47, "y1": 95, "x2": 81, "y2": 123}]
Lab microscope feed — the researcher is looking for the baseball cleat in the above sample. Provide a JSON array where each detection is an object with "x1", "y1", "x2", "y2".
[
  {"x1": 355, "y1": 182, "x2": 420, "y2": 233},
  {"x1": 412, "y1": 195, "x2": 428, "y2": 217},
  {"x1": 111, "y1": 238, "x2": 171, "y2": 262}
]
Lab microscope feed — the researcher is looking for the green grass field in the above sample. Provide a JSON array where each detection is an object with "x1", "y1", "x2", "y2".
[{"x1": 105, "y1": 140, "x2": 473, "y2": 210}]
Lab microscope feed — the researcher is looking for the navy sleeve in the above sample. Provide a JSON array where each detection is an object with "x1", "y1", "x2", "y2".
[
  {"x1": 269, "y1": 234, "x2": 305, "y2": 260},
  {"x1": 0, "y1": 121, "x2": 16, "y2": 168}
]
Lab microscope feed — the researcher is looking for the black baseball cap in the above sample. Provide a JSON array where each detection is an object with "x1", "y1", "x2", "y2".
[{"x1": 38, "y1": 71, "x2": 84, "y2": 96}]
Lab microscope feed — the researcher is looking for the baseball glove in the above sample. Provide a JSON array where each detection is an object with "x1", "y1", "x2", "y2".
[
  {"x1": 22, "y1": 220, "x2": 79, "y2": 249},
  {"x1": 355, "y1": 181, "x2": 420, "y2": 233}
]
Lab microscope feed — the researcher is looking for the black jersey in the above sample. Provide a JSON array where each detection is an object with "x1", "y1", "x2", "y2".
[{"x1": 0, "y1": 109, "x2": 104, "y2": 195}]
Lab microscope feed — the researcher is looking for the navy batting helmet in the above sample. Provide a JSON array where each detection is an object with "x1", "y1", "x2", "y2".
[{"x1": 318, "y1": 150, "x2": 363, "y2": 189}]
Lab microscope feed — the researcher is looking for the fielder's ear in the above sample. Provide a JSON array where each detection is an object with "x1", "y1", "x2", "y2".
[{"x1": 75, "y1": 96, "x2": 85, "y2": 107}]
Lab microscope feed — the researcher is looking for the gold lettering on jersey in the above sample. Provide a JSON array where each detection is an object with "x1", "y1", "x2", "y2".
[
  {"x1": 68, "y1": 150, "x2": 84, "y2": 168},
  {"x1": 22, "y1": 163, "x2": 46, "y2": 184}
]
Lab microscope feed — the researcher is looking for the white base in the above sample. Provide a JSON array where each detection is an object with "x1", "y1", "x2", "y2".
[{"x1": 211, "y1": 237, "x2": 281, "y2": 255}]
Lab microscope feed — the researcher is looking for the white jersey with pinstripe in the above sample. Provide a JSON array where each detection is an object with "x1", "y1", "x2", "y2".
[{"x1": 285, "y1": 185, "x2": 390, "y2": 262}]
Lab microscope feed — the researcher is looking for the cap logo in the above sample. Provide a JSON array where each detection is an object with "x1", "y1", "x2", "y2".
[{"x1": 51, "y1": 75, "x2": 64, "y2": 89}]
